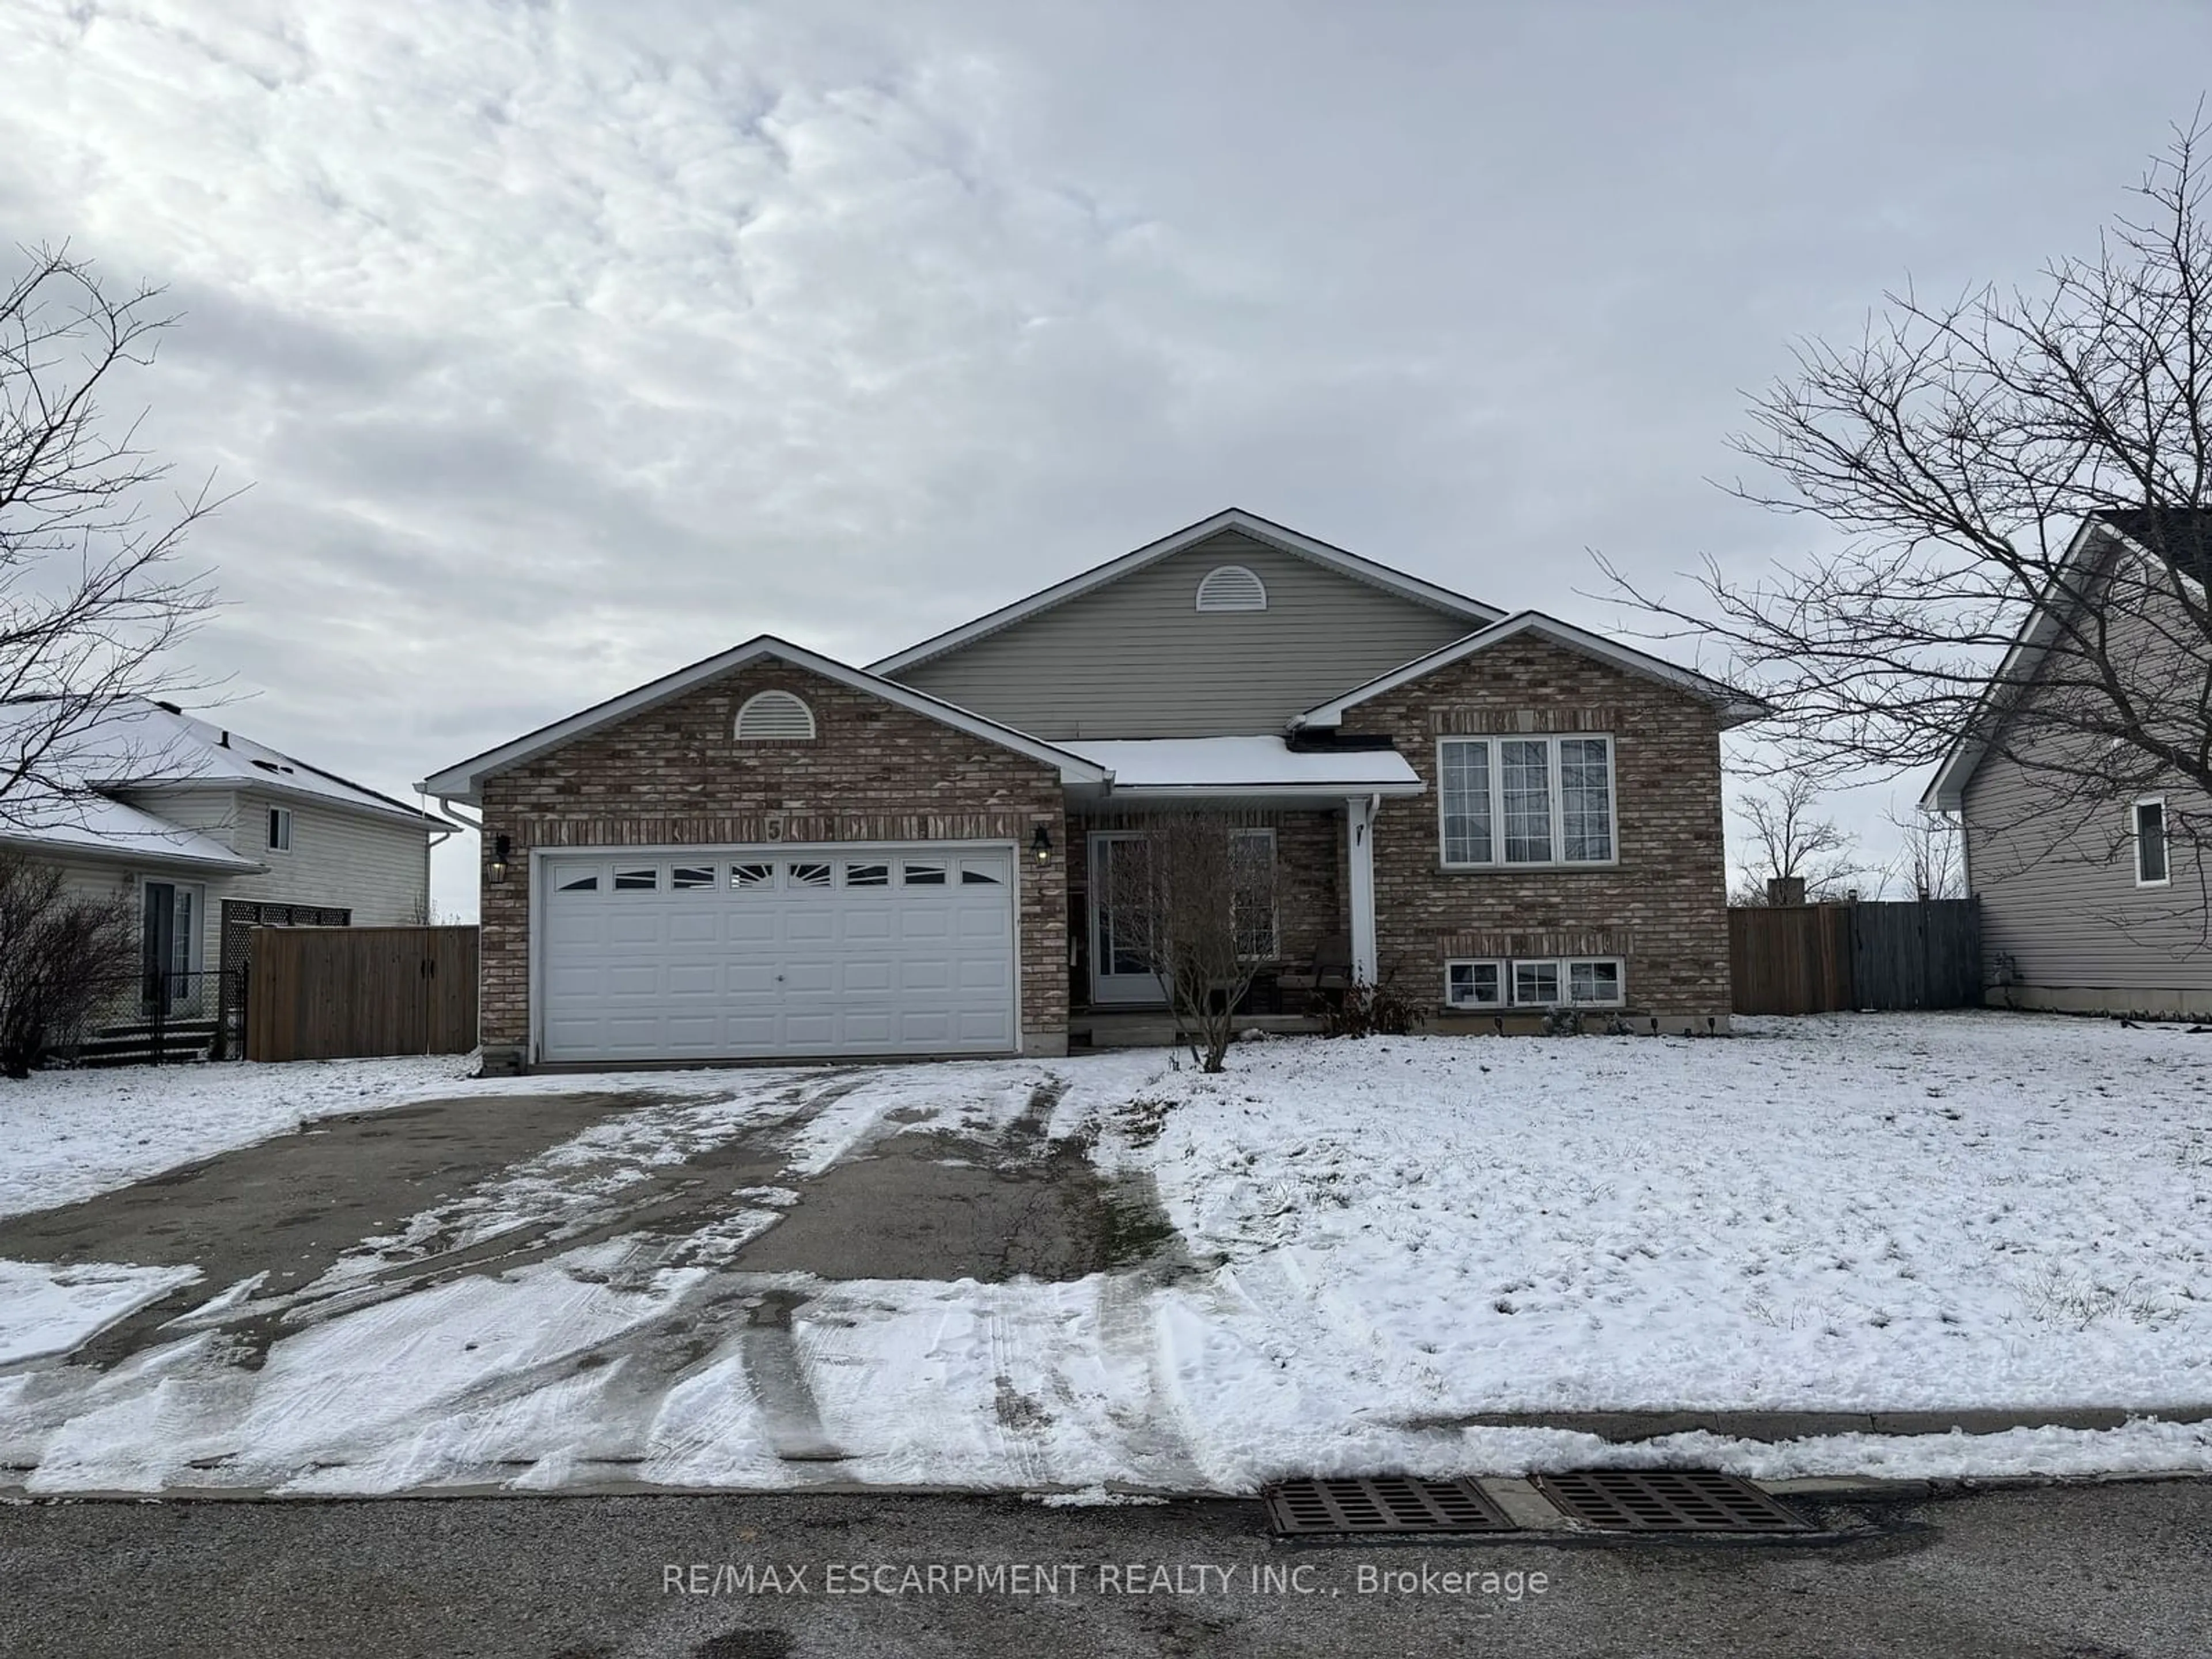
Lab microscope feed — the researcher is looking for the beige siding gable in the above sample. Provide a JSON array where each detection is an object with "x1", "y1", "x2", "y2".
[
  {"x1": 888, "y1": 531, "x2": 1479, "y2": 738},
  {"x1": 1961, "y1": 574, "x2": 2212, "y2": 993},
  {"x1": 226, "y1": 791, "x2": 431, "y2": 925},
  {"x1": 1965, "y1": 754, "x2": 2211, "y2": 993}
]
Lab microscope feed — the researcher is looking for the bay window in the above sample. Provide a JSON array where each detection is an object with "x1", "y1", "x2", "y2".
[{"x1": 1437, "y1": 734, "x2": 1615, "y2": 867}]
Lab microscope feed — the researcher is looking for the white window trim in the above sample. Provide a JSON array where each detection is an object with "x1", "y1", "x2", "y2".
[
  {"x1": 1434, "y1": 734, "x2": 1618, "y2": 871},
  {"x1": 1561, "y1": 957, "x2": 1627, "y2": 1008},
  {"x1": 1230, "y1": 826, "x2": 1279, "y2": 960},
  {"x1": 267, "y1": 805, "x2": 293, "y2": 854},
  {"x1": 2134, "y1": 794, "x2": 2171, "y2": 888},
  {"x1": 1443, "y1": 957, "x2": 1507, "y2": 1009},
  {"x1": 1460, "y1": 955, "x2": 1629, "y2": 1009}
]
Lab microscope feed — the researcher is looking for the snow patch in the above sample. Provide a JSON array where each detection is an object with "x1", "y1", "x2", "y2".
[{"x1": 0, "y1": 1260, "x2": 201, "y2": 1365}]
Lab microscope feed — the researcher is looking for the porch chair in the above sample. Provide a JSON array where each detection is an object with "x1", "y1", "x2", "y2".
[{"x1": 1276, "y1": 933, "x2": 1354, "y2": 1012}]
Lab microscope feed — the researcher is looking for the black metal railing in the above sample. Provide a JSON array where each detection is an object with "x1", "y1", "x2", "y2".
[{"x1": 51, "y1": 968, "x2": 244, "y2": 1065}]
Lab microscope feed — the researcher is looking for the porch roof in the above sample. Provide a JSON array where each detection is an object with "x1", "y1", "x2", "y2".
[
  {"x1": 1, "y1": 786, "x2": 264, "y2": 874},
  {"x1": 1063, "y1": 736, "x2": 1423, "y2": 802}
]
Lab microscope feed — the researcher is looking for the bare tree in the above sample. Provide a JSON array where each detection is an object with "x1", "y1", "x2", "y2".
[
  {"x1": 2, "y1": 243, "x2": 228, "y2": 831},
  {"x1": 1601, "y1": 120, "x2": 2212, "y2": 877},
  {"x1": 1100, "y1": 813, "x2": 1277, "y2": 1073},
  {"x1": 1881, "y1": 802, "x2": 1964, "y2": 902},
  {"x1": 0, "y1": 847, "x2": 135, "y2": 1077},
  {"x1": 1730, "y1": 772, "x2": 1867, "y2": 904}
]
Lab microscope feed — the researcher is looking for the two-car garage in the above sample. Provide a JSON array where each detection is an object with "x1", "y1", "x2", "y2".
[{"x1": 537, "y1": 843, "x2": 1019, "y2": 1064}]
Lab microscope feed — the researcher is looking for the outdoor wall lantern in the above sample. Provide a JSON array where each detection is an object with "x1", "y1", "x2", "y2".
[
  {"x1": 1029, "y1": 824, "x2": 1053, "y2": 863},
  {"x1": 489, "y1": 833, "x2": 512, "y2": 884}
]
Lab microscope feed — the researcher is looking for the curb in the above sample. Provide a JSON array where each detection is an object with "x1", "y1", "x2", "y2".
[{"x1": 1426, "y1": 1406, "x2": 2212, "y2": 1442}]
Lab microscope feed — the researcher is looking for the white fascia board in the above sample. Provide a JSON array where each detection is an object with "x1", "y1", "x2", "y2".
[
  {"x1": 1089, "y1": 779, "x2": 1428, "y2": 802},
  {"x1": 120, "y1": 774, "x2": 446, "y2": 832},
  {"x1": 866, "y1": 508, "x2": 1504, "y2": 676},
  {"x1": 1295, "y1": 611, "x2": 1771, "y2": 729},
  {"x1": 418, "y1": 635, "x2": 1108, "y2": 802}
]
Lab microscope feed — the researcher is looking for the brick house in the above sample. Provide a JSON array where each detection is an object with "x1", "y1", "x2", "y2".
[{"x1": 422, "y1": 510, "x2": 1763, "y2": 1070}]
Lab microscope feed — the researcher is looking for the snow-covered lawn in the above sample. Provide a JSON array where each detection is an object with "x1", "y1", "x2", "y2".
[
  {"x1": 6, "y1": 1013, "x2": 2212, "y2": 1494},
  {"x1": 1044, "y1": 1013, "x2": 2212, "y2": 1489},
  {"x1": 1099, "y1": 1013, "x2": 2212, "y2": 1423}
]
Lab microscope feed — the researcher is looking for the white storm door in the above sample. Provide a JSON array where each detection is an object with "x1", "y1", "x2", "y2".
[{"x1": 1088, "y1": 831, "x2": 1169, "y2": 1006}]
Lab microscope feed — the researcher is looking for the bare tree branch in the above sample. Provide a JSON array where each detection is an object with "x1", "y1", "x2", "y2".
[
  {"x1": 1729, "y1": 772, "x2": 1869, "y2": 904},
  {"x1": 1, "y1": 241, "x2": 232, "y2": 831},
  {"x1": 1596, "y1": 118, "x2": 2212, "y2": 866},
  {"x1": 1101, "y1": 814, "x2": 1276, "y2": 1073}
]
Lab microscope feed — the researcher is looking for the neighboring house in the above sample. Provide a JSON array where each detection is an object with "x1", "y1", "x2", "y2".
[
  {"x1": 3, "y1": 698, "x2": 451, "y2": 1025},
  {"x1": 422, "y1": 509, "x2": 1764, "y2": 1071},
  {"x1": 1923, "y1": 509, "x2": 2211, "y2": 1017}
]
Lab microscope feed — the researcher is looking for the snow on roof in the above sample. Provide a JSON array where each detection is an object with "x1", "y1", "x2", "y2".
[
  {"x1": 0, "y1": 786, "x2": 262, "y2": 872},
  {"x1": 58, "y1": 699, "x2": 443, "y2": 826},
  {"x1": 1061, "y1": 736, "x2": 1423, "y2": 794}
]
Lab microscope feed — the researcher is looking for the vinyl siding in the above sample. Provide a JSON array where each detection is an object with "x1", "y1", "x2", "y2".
[
  {"x1": 887, "y1": 531, "x2": 1479, "y2": 737},
  {"x1": 104, "y1": 786, "x2": 432, "y2": 968},
  {"x1": 1965, "y1": 755, "x2": 2210, "y2": 993},
  {"x1": 222, "y1": 791, "x2": 430, "y2": 925},
  {"x1": 1962, "y1": 578, "x2": 2211, "y2": 995}
]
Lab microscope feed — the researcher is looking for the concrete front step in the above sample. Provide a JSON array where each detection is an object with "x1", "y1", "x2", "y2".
[{"x1": 70, "y1": 1021, "x2": 222, "y2": 1066}]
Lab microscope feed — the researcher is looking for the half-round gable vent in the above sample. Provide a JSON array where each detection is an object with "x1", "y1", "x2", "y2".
[
  {"x1": 734, "y1": 690, "x2": 816, "y2": 741},
  {"x1": 1195, "y1": 564, "x2": 1268, "y2": 612}
]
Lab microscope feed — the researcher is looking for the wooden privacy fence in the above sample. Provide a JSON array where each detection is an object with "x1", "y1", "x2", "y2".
[
  {"x1": 1730, "y1": 899, "x2": 1982, "y2": 1016},
  {"x1": 245, "y1": 925, "x2": 479, "y2": 1062}
]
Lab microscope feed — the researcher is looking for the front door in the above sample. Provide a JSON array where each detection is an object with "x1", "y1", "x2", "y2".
[
  {"x1": 141, "y1": 881, "x2": 192, "y2": 1010},
  {"x1": 1088, "y1": 831, "x2": 1168, "y2": 1006}
]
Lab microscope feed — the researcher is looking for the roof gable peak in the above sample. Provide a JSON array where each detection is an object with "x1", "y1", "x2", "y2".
[{"x1": 868, "y1": 509, "x2": 1503, "y2": 677}]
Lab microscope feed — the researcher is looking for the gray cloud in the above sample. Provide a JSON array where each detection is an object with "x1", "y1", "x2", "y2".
[{"x1": 4, "y1": 0, "x2": 2210, "y2": 914}]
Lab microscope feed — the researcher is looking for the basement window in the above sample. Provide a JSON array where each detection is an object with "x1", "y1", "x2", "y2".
[
  {"x1": 2135, "y1": 797, "x2": 2170, "y2": 887},
  {"x1": 1445, "y1": 960, "x2": 1505, "y2": 1009},
  {"x1": 1501, "y1": 957, "x2": 1627, "y2": 1008}
]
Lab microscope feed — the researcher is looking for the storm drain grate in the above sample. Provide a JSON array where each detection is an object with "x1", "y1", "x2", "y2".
[
  {"x1": 1262, "y1": 1476, "x2": 1517, "y2": 1536},
  {"x1": 1532, "y1": 1469, "x2": 1810, "y2": 1533}
]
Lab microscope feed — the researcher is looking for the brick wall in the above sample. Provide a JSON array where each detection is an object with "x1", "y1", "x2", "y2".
[
  {"x1": 1346, "y1": 637, "x2": 1732, "y2": 1022},
  {"x1": 478, "y1": 658, "x2": 1069, "y2": 1064}
]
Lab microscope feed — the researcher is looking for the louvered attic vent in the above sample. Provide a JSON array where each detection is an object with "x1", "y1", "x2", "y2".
[
  {"x1": 734, "y1": 690, "x2": 816, "y2": 740},
  {"x1": 1195, "y1": 564, "x2": 1268, "y2": 612}
]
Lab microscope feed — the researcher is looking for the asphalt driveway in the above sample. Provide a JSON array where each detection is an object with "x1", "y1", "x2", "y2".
[{"x1": 0, "y1": 1064, "x2": 1181, "y2": 1494}]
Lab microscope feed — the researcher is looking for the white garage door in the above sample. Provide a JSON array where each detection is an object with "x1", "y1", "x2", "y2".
[{"x1": 538, "y1": 845, "x2": 1018, "y2": 1063}]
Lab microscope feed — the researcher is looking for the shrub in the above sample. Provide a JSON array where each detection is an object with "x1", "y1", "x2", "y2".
[
  {"x1": 0, "y1": 849, "x2": 137, "y2": 1078},
  {"x1": 1319, "y1": 978, "x2": 1427, "y2": 1039}
]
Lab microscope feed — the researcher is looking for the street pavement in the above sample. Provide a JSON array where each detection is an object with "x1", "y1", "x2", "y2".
[{"x1": 3, "y1": 1476, "x2": 2207, "y2": 1657}]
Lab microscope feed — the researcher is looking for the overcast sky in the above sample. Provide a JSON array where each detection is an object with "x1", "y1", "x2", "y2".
[{"x1": 6, "y1": 1, "x2": 2211, "y2": 918}]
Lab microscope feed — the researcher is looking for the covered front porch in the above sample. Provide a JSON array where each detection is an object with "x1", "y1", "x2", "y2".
[{"x1": 1053, "y1": 736, "x2": 1423, "y2": 1040}]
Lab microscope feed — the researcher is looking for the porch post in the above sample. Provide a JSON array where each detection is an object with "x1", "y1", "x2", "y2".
[{"x1": 1346, "y1": 794, "x2": 1378, "y2": 986}]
